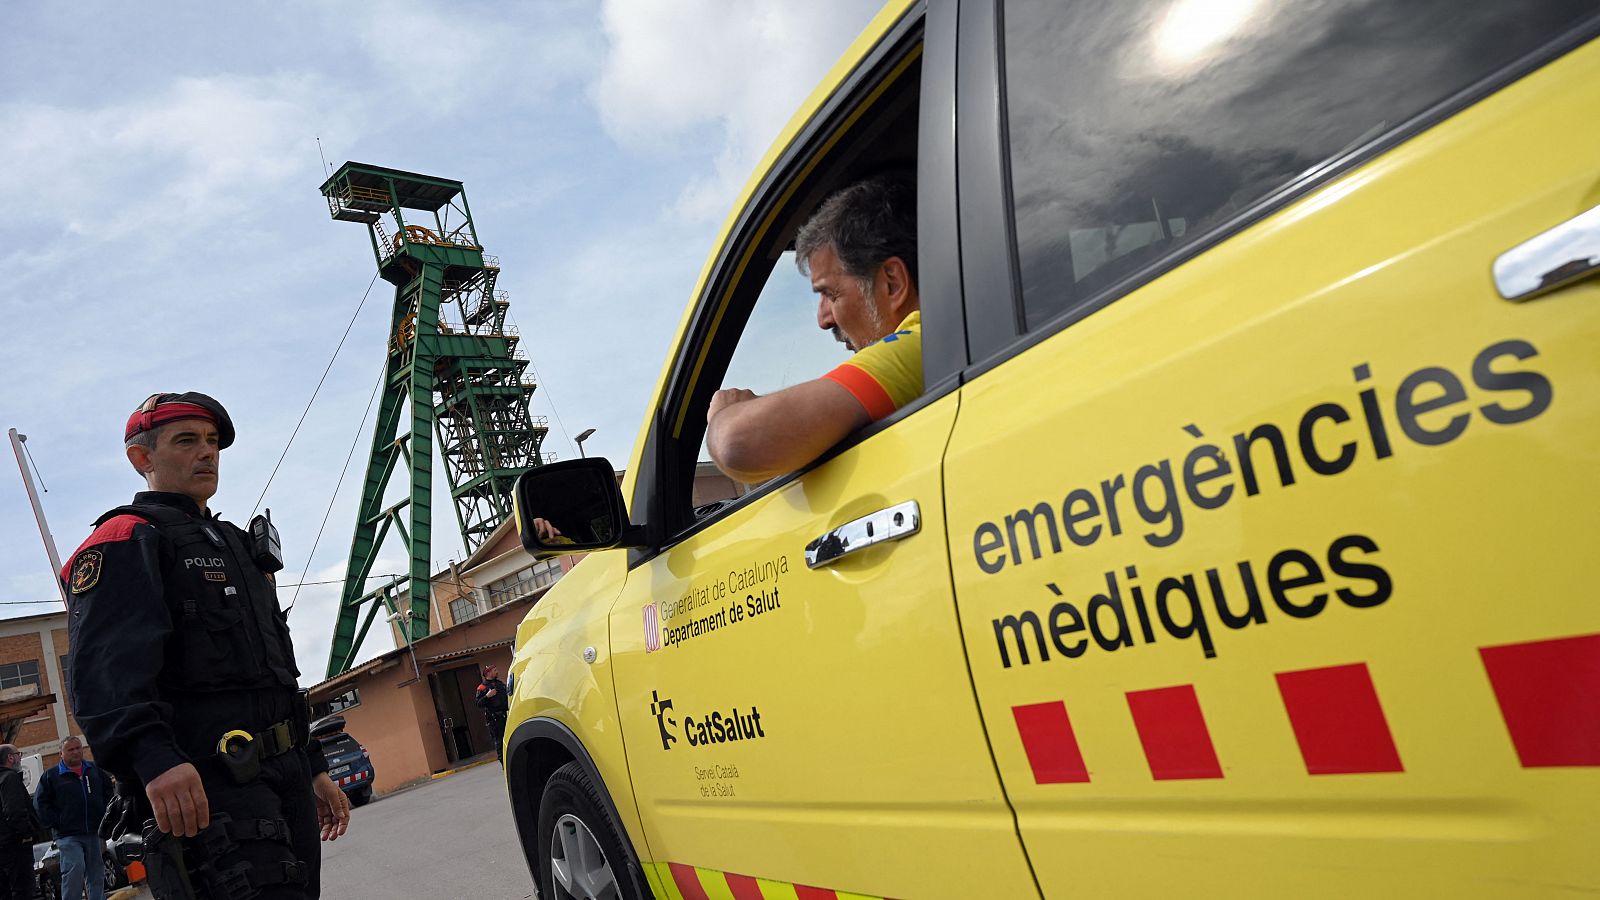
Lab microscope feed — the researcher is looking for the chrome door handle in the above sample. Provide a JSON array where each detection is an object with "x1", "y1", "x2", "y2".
[
  {"x1": 1494, "y1": 202, "x2": 1600, "y2": 302},
  {"x1": 805, "y1": 501, "x2": 920, "y2": 569}
]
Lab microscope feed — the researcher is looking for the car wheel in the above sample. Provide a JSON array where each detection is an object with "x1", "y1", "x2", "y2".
[
  {"x1": 103, "y1": 852, "x2": 127, "y2": 890},
  {"x1": 351, "y1": 785, "x2": 373, "y2": 808},
  {"x1": 536, "y1": 762, "x2": 646, "y2": 900}
]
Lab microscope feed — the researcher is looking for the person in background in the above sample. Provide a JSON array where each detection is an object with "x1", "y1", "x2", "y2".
[
  {"x1": 34, "y1": 736, "x2": 113, "y2": 900},
  {"x1": 0, "y1": 744, "x2": 39, "y2": 900},
  {"x1": 475, "y1": 665, "x2": 511, "y2": 763}
]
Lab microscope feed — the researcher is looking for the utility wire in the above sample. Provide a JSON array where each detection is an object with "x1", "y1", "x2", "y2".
[
  {"x1": 251, "y1": 271, "x2": 381, "y2": 519},
  {"x1": 20, "y1": 440, "x2": 47, "y2": 492},
  {"x1": 286, "y1": 361, "x2": 386, "y2": 616},
  {"x1": 282, "y1": 573, "x2": 407, "y2": 590}
]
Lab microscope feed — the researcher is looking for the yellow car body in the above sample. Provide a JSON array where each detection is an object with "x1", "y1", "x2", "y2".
[{"x1": 505, "y1": 2, "x2": 1600, "y2": 897}]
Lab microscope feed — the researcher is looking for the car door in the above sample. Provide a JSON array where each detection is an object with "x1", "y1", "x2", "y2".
[
  {"x1": 943, "y1": 1, "x2": 1600, "y2": 897},
  {"x1": 605, "y1": 8, "x2": 1037, "y2": 900}
]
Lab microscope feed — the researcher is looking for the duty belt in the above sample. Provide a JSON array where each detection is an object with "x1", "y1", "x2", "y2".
[{"x1": 212, "y1": 719, "x2": 297, "y2": 785}]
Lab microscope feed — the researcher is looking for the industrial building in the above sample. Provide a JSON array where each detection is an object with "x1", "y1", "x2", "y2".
[{"x1": 0, "y1": 609, "x2": 80, "y2": 768}]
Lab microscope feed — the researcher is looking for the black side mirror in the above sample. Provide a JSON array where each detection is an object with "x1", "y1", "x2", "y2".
[{"x1": 513, "y1": 458, "x2": 642, "y2": 557}]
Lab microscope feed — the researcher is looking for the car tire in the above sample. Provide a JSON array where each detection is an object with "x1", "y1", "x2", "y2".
[
  {"x1": 103, "y1": 852, "x2": 127, "y2": 890},
  {"x1": 536, "y1": 761, "x2": 647, "y2": 900},
  {"x1": 351, "y1": 785, "x2": 373, "y2": 808}
]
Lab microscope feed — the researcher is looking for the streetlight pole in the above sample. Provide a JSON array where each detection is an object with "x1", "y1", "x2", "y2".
[
  {"x1": 575, "y1": 428, "x2": 596, "y2": 458},
  {"x1": 9, "y1": 428, "x2": 68, "y2": 608}
]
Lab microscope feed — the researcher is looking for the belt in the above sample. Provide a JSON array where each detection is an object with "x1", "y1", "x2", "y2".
[
  {"x1": 210, "y1": 719, "x2": 298, "y2": 785},
  {"x1": 217, "y1": 719, "x2": 297, "y2": 759}
]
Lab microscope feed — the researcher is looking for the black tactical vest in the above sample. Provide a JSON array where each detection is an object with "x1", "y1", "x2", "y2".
[{"x1": 94, "y1": 503, "x2": 300, "y2": 692}]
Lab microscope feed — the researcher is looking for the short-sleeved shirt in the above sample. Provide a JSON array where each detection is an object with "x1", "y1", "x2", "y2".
[{"x1": 821, "y1": 310, "x2": 922, "y2": 421}]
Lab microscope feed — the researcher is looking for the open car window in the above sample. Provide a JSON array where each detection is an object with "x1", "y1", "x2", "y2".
[{"x1": 632, "y1": 31, "x2": 927, "y2": 553}]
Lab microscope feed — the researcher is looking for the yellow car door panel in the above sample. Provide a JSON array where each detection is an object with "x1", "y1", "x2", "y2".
[
  {"x1": 613, "y1": 395, "x2": 1038, "y2": 900},
  {"x1": 946, "y1": 3, "x2": 1600, "y2": 896}
]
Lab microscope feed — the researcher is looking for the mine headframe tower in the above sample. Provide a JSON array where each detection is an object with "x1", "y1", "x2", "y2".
[{"x1": 319, "y1": 162, "x2": 547, "y2": 677}]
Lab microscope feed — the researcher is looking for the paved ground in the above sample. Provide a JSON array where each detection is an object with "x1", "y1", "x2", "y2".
[
  {"x1": 115, "y1": 761, "x2": 536, "y2": 899},
  {"x1": 322, "y1": 761, "x2": 535, "y2": 899}
]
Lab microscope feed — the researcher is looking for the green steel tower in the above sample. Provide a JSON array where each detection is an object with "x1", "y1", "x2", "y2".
[{"x1": 319, "y1": 162, "x2": 547, "y2": 677}]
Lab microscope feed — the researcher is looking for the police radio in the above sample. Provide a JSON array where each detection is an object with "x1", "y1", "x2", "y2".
[{"x1": 250, "y1": 508, "x2": 284, "y2": 573}]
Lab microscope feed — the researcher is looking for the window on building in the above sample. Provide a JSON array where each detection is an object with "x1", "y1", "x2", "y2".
[
  {"x1": 450, "y1": 595, "x2": 480, "y2": 625},
  {"x1": 0, "y1": 661, "x2": 41, "y2": 692},
  {"x1": 530, "y1": 558, "x2": 563, "y2": 590},
  {"x1": 310, "y1": 688, "x2": 362, "y2": 721},
  {"x1": 484, "y1": 558, "x2": 564, "y2": 607}
]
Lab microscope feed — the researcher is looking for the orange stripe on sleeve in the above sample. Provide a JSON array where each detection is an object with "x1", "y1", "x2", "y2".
[{"x1": 823, "y1": 363, "x2": 897, "y2": 421}]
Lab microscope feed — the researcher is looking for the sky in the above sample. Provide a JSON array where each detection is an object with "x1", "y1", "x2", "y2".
[{"x1": 0, "y1": 0, "x2": 885, "y2": 684}]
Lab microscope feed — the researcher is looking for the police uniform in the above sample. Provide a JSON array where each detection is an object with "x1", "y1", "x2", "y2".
[
  {"x1": 63, "y1": 393, "x2": 328, "y2": 899},
  {"x1": 474, "y1": 674, "x2": 509, "y2": 761}
]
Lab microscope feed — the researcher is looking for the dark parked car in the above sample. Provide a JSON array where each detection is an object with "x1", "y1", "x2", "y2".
[{"x1": 312, "y1": 714, "x2": 375, "y2": 807}]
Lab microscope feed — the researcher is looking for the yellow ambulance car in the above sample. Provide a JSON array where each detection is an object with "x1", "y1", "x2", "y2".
[{"x1": 503, "y1": 1, "x2": 1600, "y2": 897}]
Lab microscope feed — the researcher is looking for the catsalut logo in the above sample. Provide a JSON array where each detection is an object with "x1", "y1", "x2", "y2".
[{"x1": 650, "y1": 690, "x2": 767, "y2": 750}]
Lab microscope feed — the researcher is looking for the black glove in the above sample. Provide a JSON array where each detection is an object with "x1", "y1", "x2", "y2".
[{"x1": 101, "y1": 778, "x2": 149, "y2": 840}]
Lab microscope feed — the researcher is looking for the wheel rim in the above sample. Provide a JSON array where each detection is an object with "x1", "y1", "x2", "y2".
[{"x1": 549, "y1": 813, "x2": 620, "y2": 900}]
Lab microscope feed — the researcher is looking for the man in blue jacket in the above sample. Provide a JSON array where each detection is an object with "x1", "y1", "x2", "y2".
[{"x1": 34, "y1": 736, "x2": 113, "y2": 900}]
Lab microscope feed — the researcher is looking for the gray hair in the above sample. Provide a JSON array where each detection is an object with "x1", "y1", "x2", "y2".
[
  {"x1": 126, "y1": 422, "x2": 166, "y2": 480},
  {"x1": 59, "y1": 735, "x2": 82, "y2": 751},
  {"x1": 794, "y1": 174, "x2": 918, "y2": 297},
  {"x1": 125, "y1": 425, "x2": 164, "y2": 452},
  {"x1": 0, "y1": 745, "x2": 17, "y2": 761}
]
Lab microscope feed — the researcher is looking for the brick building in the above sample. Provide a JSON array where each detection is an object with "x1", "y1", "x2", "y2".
[
  {"x1": 0, "y1": 609, "x2": 80, "y2": 767},
  {"x1": 305, "y1": 518, "x2": 568, "y2": 795}
]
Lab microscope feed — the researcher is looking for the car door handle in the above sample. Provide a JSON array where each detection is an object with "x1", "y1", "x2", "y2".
[
  {"x1": 805, "y1": 500, "x2": 921, "y2": 569},
  {"x1": 1494, "y1": 201, "x2": 1600, "y2": 302}
]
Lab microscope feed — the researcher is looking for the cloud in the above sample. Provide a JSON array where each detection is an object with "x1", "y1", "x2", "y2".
[
  {"x1": 594, "y1": 0, "x2": 884, "y2": 222},
  {"x1": 0, "y1": 72, "x2": 349, "y2": 247},
  {"x1": 341, "y1": 0, "x2": 600, "y2": 109}
]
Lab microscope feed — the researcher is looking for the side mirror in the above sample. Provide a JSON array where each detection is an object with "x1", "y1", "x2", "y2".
[{"x1": 513, "y1": 458, "x2": 642, "y2": 558}]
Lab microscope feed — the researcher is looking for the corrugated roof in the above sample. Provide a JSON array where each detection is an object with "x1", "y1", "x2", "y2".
[{"x1": 421, "y1": 639, "x2": 512, "y2": 665}]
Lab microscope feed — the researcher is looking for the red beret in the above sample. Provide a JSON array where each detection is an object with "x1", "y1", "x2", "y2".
[{"x1": 125, "y1": 392, "x2": 235, "y2": 449}]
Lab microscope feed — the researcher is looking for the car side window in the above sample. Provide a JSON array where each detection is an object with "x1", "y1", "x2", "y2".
[
  {"x1": 1001, "y1": 0, "x2": 1599, "y2": 332},
  {"x1": 642, "y1": 43, "x2": 926, "y2": 542},
  {"x1": 718, "y1": 251, "x2": 855, "y2": 403},
  {"x1": 690, "y1": 252, "x2": 856, "y2": 506}
]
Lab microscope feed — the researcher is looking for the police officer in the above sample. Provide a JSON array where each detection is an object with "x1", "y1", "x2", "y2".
[
  {"x1": 62, "y1": 392, "x2": 351, "y2": 899},
  {"x1": 474, "y1": 665, "x2": 510, "y2": 762}
]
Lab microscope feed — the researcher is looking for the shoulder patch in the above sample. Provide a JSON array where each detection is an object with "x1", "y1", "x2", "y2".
[{"x1": 69, "y1": 550, "x2": 103, "y2": 594}]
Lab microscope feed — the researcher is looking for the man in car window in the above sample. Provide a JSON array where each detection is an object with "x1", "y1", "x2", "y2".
[{"x1": 707, "y1": 174, "x2": 920, "y2": 483}]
